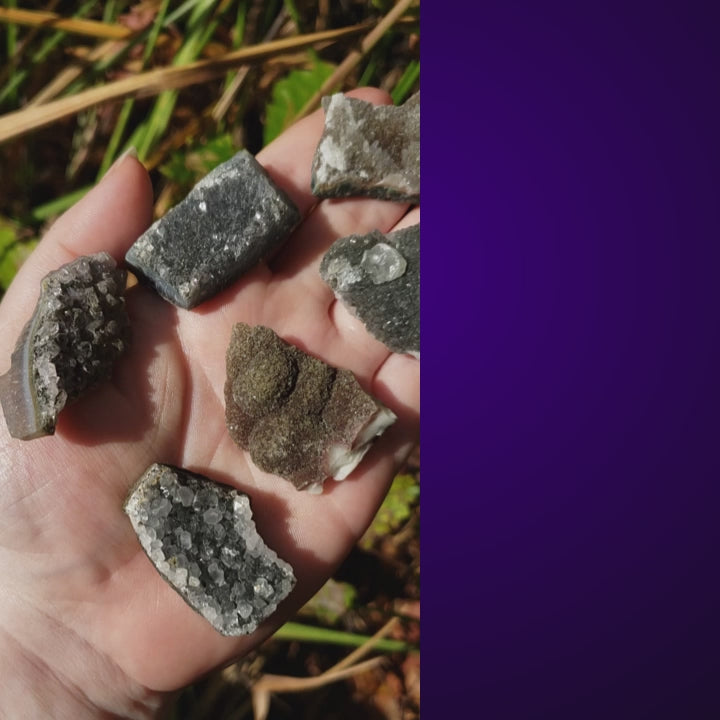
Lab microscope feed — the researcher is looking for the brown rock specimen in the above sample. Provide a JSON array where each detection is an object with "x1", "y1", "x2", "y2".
[{"x1": 225, "y1": 323, "x2": 396, "y2": 492}]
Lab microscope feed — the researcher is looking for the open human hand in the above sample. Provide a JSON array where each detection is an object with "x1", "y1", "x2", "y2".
[{"x1": 0, "y1": 87, "x2": 419, "y2": 717}]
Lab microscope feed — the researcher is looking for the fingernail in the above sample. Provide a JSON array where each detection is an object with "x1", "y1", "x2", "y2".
[{"x1": 105, "y1": 146, "x2": 138, "y2": 178}]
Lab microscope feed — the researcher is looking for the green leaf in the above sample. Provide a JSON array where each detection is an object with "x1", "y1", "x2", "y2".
[
  {"x1": 30, "y1": 186, "x2": 91, "y2": 223},
  {"x1": 298, "y1": 578, "x2": 358, "y2": 625},
  {"x1": 263, "y1": 57, "x2": 336, "y2": 146},
  {"x1": 391, "y1": 59, "x2": 420, "y2": 105},
  {"x1": 160, "y1": 133, "x2": 238, "y2": 197},
  {"x1": 0, "y1": 218, "x2": 37, "y2": 291},
  {"x1": 360, "y1": 473, "x2": 419, "y2": 548}
]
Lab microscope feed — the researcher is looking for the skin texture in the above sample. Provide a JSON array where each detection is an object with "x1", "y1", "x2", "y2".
[{"x1": 0, "y1": 88, "x2": 419, "y2": 718}]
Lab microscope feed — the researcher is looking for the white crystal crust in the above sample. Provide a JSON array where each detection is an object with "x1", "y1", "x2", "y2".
[{"x1": 124, "y1": 463, "x2": 296, "y2": 636}]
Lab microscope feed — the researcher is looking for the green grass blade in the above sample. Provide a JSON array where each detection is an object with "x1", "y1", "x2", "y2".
[
  {"x1": 97, "y1": 0, "x2": 171, "y2": 177},
  {"x1": 274, "y1": 622, "x2": 415, "y2": 653},
  {"x1": 93, "y1": 0, "x2": 207, "y2": 76},
  {"x1": 135, "y1": 0, "x2": 220, "y2": 160},
  {"x1": 30, "y1": 186, "x2": 91, "y2": 223},
  {"x1": 233, "y1": 0, "x2": 248, "y2": 47},
  {"x1": 283, "y1": 0, "x2": 302, "y2": 30},
  {"x1": 0, "y1": 0, "x2": 98, "y2": 106},
  {"x1": 0, "y1": 218, "x2": 37, "y2": 292},
  {"x1": 102, "y1": 1, "x2": 118, "y2": 23},
  {"x1": 97, "y1": 98, "x2": 134, "y2": 178},
  {"x1": 391, "y1": 59, "x2": 419, "y2": 105},
  {"x1": 0, "y1": 71, "x2": 25, "y2": 107},
  {"x1": 261, "y1": 0, "x2": 283, "y2": 36},
  {"x1": 358, "y1": 56, "x2": 378, "y2": 87},
  {"x1": 6, "y1": 0, "x2": 17, "y2": 64}
]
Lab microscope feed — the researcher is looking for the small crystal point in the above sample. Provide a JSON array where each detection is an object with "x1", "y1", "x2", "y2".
[
  {"x1": 320, "y1": 225, "x2": 419, "y2": 357},
  {"x1": 225, "y1": 324, "x2": 396, "y2": 492},
  {"x1": 311, "y1": 92, "x2": 420, "y2": 203},
  {"x1": 360, "y1": 242, "x2": 407, "y2": 284},
  {"x1": 124, "y1": 463, "x2": 296, "y2": 637},
  {"x1": 125, "y1": 150, "x2": 301, "y2": 309},
  {"x1": 0, "y1": 252, "x2": 129, "y2": 440}
]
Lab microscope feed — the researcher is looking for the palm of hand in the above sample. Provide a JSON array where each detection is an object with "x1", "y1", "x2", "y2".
[{"x1": 0, "y1": 89, "x2": 419, "y2": 700}]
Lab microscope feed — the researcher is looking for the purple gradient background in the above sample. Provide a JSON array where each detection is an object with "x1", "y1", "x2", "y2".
[{"x1": 423, "y1": 2, "x2": 720, "y2": 717}]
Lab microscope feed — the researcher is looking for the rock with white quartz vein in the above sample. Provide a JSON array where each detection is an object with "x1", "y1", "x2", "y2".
[
  {"x1": 311, "y1": 92, "x2": 420, "y2": 203},
  {"x1": 125, "y1": 150, "x2": 301, "y2": 309},
  {"x1": 0, "y1": 253, "x2": 130, "y2": 440},
  {"x1": 320, "y1": 224, "x2": 419, "y2": 357},
  {"x1": 124, "y1": 463, "x2": 296, "y2": 637},
  {"x1": 225, "y1": 323, "x2": 397, "y2": 493}
]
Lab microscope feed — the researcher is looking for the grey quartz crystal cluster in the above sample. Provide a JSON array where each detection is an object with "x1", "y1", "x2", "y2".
[
  {"x1": 124, "y1": 463, "x2": 296, "y2": 636},
  {"x1": 311, "y1": 92, "x2": 420, "y2": 203},
  {"x1": 0, "y1": 252, "x2": 129, "y2": 440},
  {"x1": 225, "y1": 323, "x2": 396, "y2": 493},
  {"x1": 125, "y1": 149, "x2": 301, "y2": 309},
  {"x1": 320, "y1": 224, "x2": 419, "y2": 358}
]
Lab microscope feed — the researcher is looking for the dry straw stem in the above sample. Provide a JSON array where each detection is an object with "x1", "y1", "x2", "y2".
[
  {"x1": 28, "y1": 39, "x2": 122, "y2": 107},
  {"x1": 250, "y1": 617, "x2": 400, "y2": 720},
  {"x1": 0, "y1": 22, "x2": 372, "y2": 145},
  {"x1": 0, "y1": 7, "x2": 132, "y2": 40},
  {"x1": 212, "y1": 8, "x2": 289, "y2": 123},
  {"x1": 295, "y1": 0, "x2": 418, "y2": 121}
]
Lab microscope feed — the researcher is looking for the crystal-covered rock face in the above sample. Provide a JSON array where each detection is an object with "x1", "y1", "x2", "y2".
[
  {"x1": 311, "y1": 92, "x2": 420, "y2": 203},
  {"x1": 125, "y1": 150, "x2": 301, "y2": 309},
  {"x1": 124, "y1": 463, "x2": 296, "y2": 637},
  {"x1": 225, "y1": 323, "x2": 396, "y2": 493},
  {"x1": 0, "y1": 252, "x2": 129, "y2": 440},
  {"x1": 320, "y1": 225, "x2": 419, "y2": 357}
]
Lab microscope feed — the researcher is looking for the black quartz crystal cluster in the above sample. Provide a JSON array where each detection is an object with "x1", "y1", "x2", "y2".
[
  {"x1": 0, "y1": 252, "x2": 129, "y2": 439},
  {"x1": 125, "y1": 463, "x2": 296, "y2": 636},
  {"x1": 125, "y1": 150, "x2": 300, "y2": 309}
]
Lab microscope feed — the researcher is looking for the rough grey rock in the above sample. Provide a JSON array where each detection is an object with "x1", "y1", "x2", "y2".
[
  {"x1": 320, "y1": 224, "x2": 419, "y2": 357},
  {"x1": 311, "y1": 92, "x2": 420, "y2": 203},
  {"x1": 225, "y1": 323, "x2": 396, "y2": 493},
  {"x1": 0, "y1": 253, "x2": 129, "y2": 440},
  {"x1": 124, "y1": 463, "x2": 296, "y2": 637},
  {"x1": 125, "y1": 150, "x2": 301, "y2": 309}
]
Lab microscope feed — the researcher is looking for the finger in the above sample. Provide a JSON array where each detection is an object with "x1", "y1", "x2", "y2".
[
  {"x1": 256, "y1": 87, "x2": 395, "y2": 217},
  {"x1": 0, "y1": 156, "x2": 153, "y2": 341}
]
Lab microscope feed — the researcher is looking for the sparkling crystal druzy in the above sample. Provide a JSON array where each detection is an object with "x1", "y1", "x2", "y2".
[
  {"x1": 0, "y1": 252, "x2": 129, "y2": 440},
  {"x1": 320, "y1": 224, "x2": 420, "y2": 357},
  {"x1": 225, "y1": 323, "x2": 397, "y2": 493},
  {"x1": 124, "y1": 463, "x2": 296, "y2": 637},
  {"x1": 311, "y1": 92, "x2": 420, "y2": 203},
  {"x1": 125, "y1": 150, "x2": 301, "y2": 309}
]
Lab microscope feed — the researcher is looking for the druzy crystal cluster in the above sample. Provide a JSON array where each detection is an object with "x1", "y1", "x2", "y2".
[
  {"x1": 225, "y1": 323, "x2": 396, "y2": 493},
  {"x1": 125, "y1": 150, "x2": 300, "y2": 309},
  {"x1": 311, "y1": 92, "x2": 420, "y2": 203},
  {"x1": 0, "y1": 252, "x2": 129, "y2": 440},
  {"x1": 124, "y1": 463, "x2": 296, "y2": 636},
  {"x1": 320, "y1": 225, "x2": 420, "y2": 357}
]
